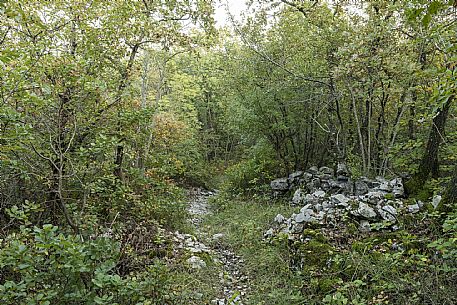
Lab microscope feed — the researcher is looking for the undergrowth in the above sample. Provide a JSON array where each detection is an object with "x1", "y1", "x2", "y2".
[{"x1": 200, "y1": 193, "x2": 457, "y2": 305}]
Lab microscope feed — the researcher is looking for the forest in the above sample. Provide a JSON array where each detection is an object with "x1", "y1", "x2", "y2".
[{"x1": 0, "y1": 0, "x2": 456, "y2": 304}]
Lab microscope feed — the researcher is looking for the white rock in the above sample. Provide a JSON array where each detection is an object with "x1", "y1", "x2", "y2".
[
  {"x1": 331, "y1": 194, "x2": 350, "y2": 206},
  {"x1": 432, "y1": 195, "x2": 442, "y2": 209},
  {"x1": 274, "y1": 214, "x2": 285, "y2": 224},
  {"x1": 212, "y1": 233, "x2": 225, "y2": 241},
  {"x1": 187, "y1": 256, "x2": 206, "y2": 269},
  {"x1": 407, "y1": 204, "x2": 420, "y2": 213},
  {"x1": 270, "y1": 178, "x2": 289, "y2": 191},
  {"x1": 292, "y1": 189, "x2": 304, "y2": 204},
  {"x1": 264, "y1": 228, "x2": 274, "y2": 238},
  {"x1": 357, "y1": 202, "x2": 377, "y2": 219},
  {"x1": 378, "y1": 205, "x2": 397, "y2": 221},
  {"x1": 359, "y1": 220, "x2": 371, "y2": 233},
  {"x1": 313, "y1": 190, "x2": 326, "y2": 198}
]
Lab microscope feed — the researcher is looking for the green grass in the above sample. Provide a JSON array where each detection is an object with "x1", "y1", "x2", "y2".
[{"x1": 202, "y1": 194, "x2": 304, "y2": 305}]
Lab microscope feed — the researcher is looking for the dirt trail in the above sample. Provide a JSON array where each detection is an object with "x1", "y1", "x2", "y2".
[{"x1": 187, "y1": 188, "x2": 250, "y2": 305}]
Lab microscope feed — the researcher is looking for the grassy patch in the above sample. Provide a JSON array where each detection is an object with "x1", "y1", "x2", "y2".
[{"x1": 202, "y1": 194, "x2": 303, "y2": 304}]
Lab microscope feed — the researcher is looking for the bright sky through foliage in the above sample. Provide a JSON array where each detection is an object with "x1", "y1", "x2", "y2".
[{"x1": 214, "y1": 0, "x2": 247, "y2": 27}]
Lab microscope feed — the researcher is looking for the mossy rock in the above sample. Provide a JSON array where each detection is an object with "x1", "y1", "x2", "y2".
[
  {"x1": 302, "y1": 229, "x2": 327, "y2": 243},
  {"x1": 299, "y1": 239, "x2": 335, "y2": 267},
  {"x1": 384, "y1": 193, "x2": 395, "y2": 200}
]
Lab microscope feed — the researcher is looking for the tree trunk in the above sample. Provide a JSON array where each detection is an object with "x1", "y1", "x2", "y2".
[{"x1": 405, "y1": 96, "x2": 453, "y2": 194}]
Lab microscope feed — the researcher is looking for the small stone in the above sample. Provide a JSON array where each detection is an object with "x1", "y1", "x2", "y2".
[
  {"x1": 311, "y1": 178, "x2": 321, "y2": 188},
  {"x1": 274, "y1": 214, "x2": 285, "y2": 224},
  {"x1": 378, "y1": 205, "x2": 397, "y2": 221},
  {"x1": 318, "y1": 174, "x2": 333, "y2": 181},
  {"x1": 264, "y1": 228, "x2": 274, "y2": 238},
  {"x1": 330, "y1": 194, "x2": 350, "y2": 206},
  {"x1": 291, "y1": 223, "x2": 305, "y2": 233},
  {"x1": 292, "y1": 189, "x2": 304, "y2": 204},
  {"x1": 432, "y1": 195, "x2": 442, "y2": 209},
  {"x1": 319, "y1": 166, "x2": 334, "y2": 175},
  {"x1": 303, "y1": 172, "x2": 314, "y2": 181},
  {"x1": 357, "y1": 202, "x2": 377, "y2": 219},
  {"x1": 271, "y1": 178, "x2": 289, "y2": 191},
  {"x1": 187, "y1": 256, "x2": 206, "y2": 269},
  {"x1": 379, "y1": 182, "x2": 391, "y2": 192},
  {"x1": 407, "y1": 204, "x2": 420, "y2": 213},
  {"x1": 300, "y1": 204, "x2": 312, "y2": 213},
  {"x1": 355, "y1": 180, "x2": 369, "y2": 195},
  {"x1": 212, "y1": 233, "x2": 225, "y2": 241},
  {"x1": 359, "y1": 220, "x2": 371, "y2": 233},
  {"x1": 337, "y1": 163, "x2": 349, "y2": 176},
  {"x1": 295, "y1": 210, "x2": 315, "y2": 223},
  {"x1": 322, "y1": 201, "x2": 334, "y2": 210},
  {"x1": 308, "y1": 166, "x2": 319, "y2": 174},
  {"x1": 289, "y1": 171, "x2": 304, "y2": 180},
  {"x1": 313, "y1": 190, "x2": 326, "y2": 198}
]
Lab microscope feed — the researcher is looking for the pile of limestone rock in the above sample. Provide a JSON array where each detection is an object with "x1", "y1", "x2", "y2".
[{"x1": 266, "y1": 164, "x2": 441, "y2": 238}]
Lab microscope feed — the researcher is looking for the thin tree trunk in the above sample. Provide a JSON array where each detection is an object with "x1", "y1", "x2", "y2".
[
  {"x1": 348, "y1": 84, "x2": 367, "y2": 175},
  {"x1": 406, "y1": 96, "x2": 453, "y2": 194}
]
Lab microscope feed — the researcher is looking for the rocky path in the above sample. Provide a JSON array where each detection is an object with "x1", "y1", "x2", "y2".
[{"x1": 186, "y1": 188, "x2": 250, "y2": 305}]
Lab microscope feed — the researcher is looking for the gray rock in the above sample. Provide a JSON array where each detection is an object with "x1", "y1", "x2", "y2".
[
  {"x1": 295, "y1": 210, "x2": 316, "y2": 223},
  {"x1": 319, "y1": 166, "x2": 334, "y2": 175},
  {"x1": 379, "y1": 182, "x2": 391, "y2": 192},
  {"x1": 212, "y1": 233, "x2": 225, "y2": 241},
  {"x1": 271, "y1": 178, "x2": 289, "y2": 191},
  {"x1": 322, "y1": 201, "x2": 334, "y2": 210},
  {"x1": 292, "y1": 189, "x2": 304, "y2": 204},
  {"x1": 359, "y1": 220, "x2": 371, "y2": 233},
  {"x1": 329, "y1": 180, "x2": 346, "y2": 192},
  {"x1": 289, "y1": 171, "x2": 304, "y2": 180},
  {"x1": 187, "y1": 256, "x2": 206, "y2": 269},
  {"x1": 365, "y1": 191, "x2": 384, "y2": 204},
  {"x1": 337, "y1": 175, "x2": 349, "y2": 182},
  {"x1": 337, "y1": 162, "x2": 349, "y2": 176},
  {"x1": 308, "y1": 166, "x2": 319, "y2": 175},
  {"x1": 300, "y1": 206, "x2": 313, "y2": 214},
  {"x1": 274, "y1": 214, "x2": 285, "y2": 224},
  {"x1": 356, "y1": 202, "x2": 377, "y2": 219},
  {"x1": 264, "y1": 228, "x2": 274, "y2": 238},
  {"x1": 432, "y1": 195, "x2": 442, "y2": 209},
  {"x1": 311, "y1": 178, "x2": 321, "y2": 188},
  {"x1": 392, "y1": 187, "x2": 404, "y2": 198},
  {"x1": 303, "y1": 193, "x2": 319, "y2": 205},
  {"x1": 376, "y1": 176, "x2": 388, "y2": 183},
  {"x1": 291, "y1": 223, "x2": 305, "y2": 234},
  {"x1": 313, "y1": 190, "x2": 326, "y2": 198},
  {"x1": 390, "y1": 178, "x2": 404, "y2": 198},
  {"x1": 407, "y1": 204, "x2": 420, "y2": 214},
  {"x1": 318, "y1": 174, "x2": 333, "y2": 181},
  {"x1": 303, "y1": 172, "x2": 314, "y2": 181},
  {"x1": 321, "y1": 182, "x2": 331, "y2": 191},
  {"x1": 330, "y1": 194, "x2": 350, "y2": 207},
  {"x1": 378, "y1": 205, "x2": 397, "y2": 221},
  {"x1": 355, "y1": 180, "x2": 369, "y2": 195}
]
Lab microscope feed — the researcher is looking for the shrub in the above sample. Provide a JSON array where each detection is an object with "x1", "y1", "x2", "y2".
[{"x1": 0, "y1": 225, "x2": 171, "y2": 305}]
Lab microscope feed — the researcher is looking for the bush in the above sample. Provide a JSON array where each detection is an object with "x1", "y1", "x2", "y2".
[
  {"x1": 222, "y1": 142, "x2": 279, "y2": 194},
  {"x1": 0, "y1": 225, "x2": 172, "y2": 305}
]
